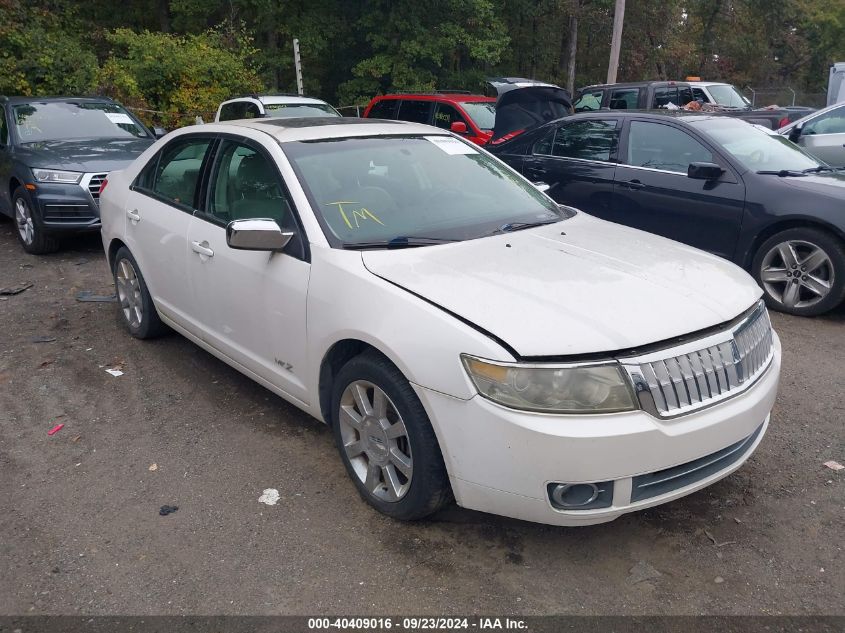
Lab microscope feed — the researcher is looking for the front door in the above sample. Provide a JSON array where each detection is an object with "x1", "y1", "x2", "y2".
[
  {"x1": 186, "y1": 137, "x2": 311, "y2": 404},
  {"x1": 797, "y1": 104, "x2": 845, "y2": 167},
  {"x1": 610, "y1": 119, "x2": 745, "y2": 258}
]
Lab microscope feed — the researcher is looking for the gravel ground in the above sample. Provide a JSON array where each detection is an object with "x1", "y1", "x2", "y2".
[{"x1": 0, "y1": 223, "x2": 842, "y2": 616}]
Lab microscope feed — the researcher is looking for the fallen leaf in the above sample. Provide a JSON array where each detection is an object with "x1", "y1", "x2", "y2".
[
  {"x1": 823, "y1": 460, "x2": 844, "y2": 472},
  {"x1": 148, "y1": 463, "x2": 158, "y2": 472}
]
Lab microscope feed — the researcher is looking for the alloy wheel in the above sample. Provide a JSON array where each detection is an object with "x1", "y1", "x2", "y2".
[
  {"x1": 760, "y1": 240, "x2": 834, "y2": 310},
  {"x1": 115, "y1": 258, "x2": 143, "y2": 329},
  {"x1": 15, "y1": 197, "x2": 34, "y2": 245},
  {"x1": 338, "y1": 380, "x2": 413, "y2": 502}
]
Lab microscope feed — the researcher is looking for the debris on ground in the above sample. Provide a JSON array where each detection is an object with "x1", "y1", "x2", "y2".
[
  {"x1": 627, "y1": 560, "x2": 662, "y2": 584},
  {"x1": 704, "y1": 528, "x2": 737, "y2": 547},
  {"x1": 47, "y1": 423, "x2": 64, "y2": 436},
  {"x1": 159, "y1": 505, "x2": 179, "y2": 516},
  {"x1": 75, "y1": 258, "x2": 89, "y2": 266},
  {"x1": 105, "y1": 368, "x2": 124, "y2": 377},
  {"x1": 0, "y1": 282, "x2": 33, "y2": 296},
  {"x1": 39, "y1": 359, "x2": 55, "y2": 368},
  {"x1": 75, "y1": 290, "x2": 117, "y2": 303},
  {"x1": 148, "y1": 463, "x2": 158, "y2": 472},
  {"x1": 72, "y1": 435, "x2": 82, "y2": 443},
  {"x1": 31, "y1": 336, "x2": 57, "y2": 344},
  {"x1": 258, "y1": 488, "x2": 280, "y2": 506},
  {"x1": 823, "y1": 460, "x2": 844, "y2": 471},
  {"x1": 714, "y1": 576, "x2": 725, "y2": 584}
]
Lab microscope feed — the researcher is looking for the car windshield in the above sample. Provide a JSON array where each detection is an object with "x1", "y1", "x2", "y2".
[
  {"x1": 705, "y1": 85, "x2": 751, "y2": 108},
  {"x1": 460, "y1": 101, "x2": 496, "y2": 131},
  {"x1": 263, "y1": 103, "x2": 341, "y2": 118},
  {"x1": 692, "y1": 118, "x2": 821, "y2": 172},
  {"x1": 284, "y1": 135, "x2": 565, "y2": 246},
  {"x1": 12, "y1": 101, "x2": 149, "y2": 143}
]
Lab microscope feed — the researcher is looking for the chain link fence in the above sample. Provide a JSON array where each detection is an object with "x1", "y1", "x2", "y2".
[{"x1": 743, "y1": 88, "x2": 827, "y2": 109}]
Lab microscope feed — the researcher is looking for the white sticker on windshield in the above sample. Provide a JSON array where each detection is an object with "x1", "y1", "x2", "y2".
[
  {"x1": 425, "y1": 135, "x2": 478, "y2": 155},
  {"x1": 105, "y1": 112, "x2": 135, "y2": 125}
]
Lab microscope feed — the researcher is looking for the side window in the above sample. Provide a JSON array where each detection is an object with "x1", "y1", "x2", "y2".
[
  {"x1": 678, "y1": 86, "x2": 694, "y2": 106},
  {"x1": 396, "y1": 100, "x2": 432, "y2": 124},
  {"x1": 140, "y1": 137, "x2": 212, "y2": 208},
  {"x1": 244, "y1": 102, "x2": 261, "y2": 119},
  {"x1": 626, "y1": 121, "x2": 713, "y2": 173},
  {"x1": 207, "y1": 140, "x2": 292, "y2": 226},
  {"x1": 219, "y1": 103, "x2": 242, "y2": 121},
  {"x1": 433, "y1": 104, "x2": 469, "y2": 130},
  {"x1": 608, "y1": 89, "x2": 638, "y2": 110},
  {"x1": 803, "y1": 105, "x2": 845, "y2": 135},
  {"x1": 0, "y1": 106, "x2": 7, "y2": 145},
  {"x1": 551, "y1": 120, "x2": 619, "y2": 162},
  {"x1": 367, "y1": 99, "x2": 398, "y2": 119},
  {"x1": 573, "y1": 90, "x2": 603, "y2": 112},
  {"x1": 691, "y1": 87, "x2": 708, "y2": 102},
  {"x1": 533, "y1": 128, "x2": 554, "y2": 155}
]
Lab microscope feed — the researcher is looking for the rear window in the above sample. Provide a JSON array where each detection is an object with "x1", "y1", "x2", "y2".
[
  {"x1": 263, "y1": 103, "x2": 341, "y2": 118},
  {"x1": 366, "y1": 99, "x2": 399, "y2": 119}
]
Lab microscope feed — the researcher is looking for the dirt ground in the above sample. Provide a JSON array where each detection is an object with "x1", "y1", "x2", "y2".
[{"x1": 0, "y1": 222, "x2": 842, "y2": 616}]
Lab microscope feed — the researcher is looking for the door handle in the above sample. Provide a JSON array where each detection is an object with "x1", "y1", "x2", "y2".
[
  {"x1": 623, "y1": 179, "x2": 645, "y2": 190},
  {"x1": 191, "y1": 240, "x2": 214, "y2": 258},
  {"x1": 126, "y1": 209, "x2": 140, "y2": 223}
]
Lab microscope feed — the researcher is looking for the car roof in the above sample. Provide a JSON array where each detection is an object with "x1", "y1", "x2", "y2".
[
  {"x1": 221, "y1": 95, "x2": 332, "y2": 106},
  {"x1": 371, "y1": 93, "x2": 495, "y2": 104},
  {"x1": 198, "y1": 117, "x2": 448, "y2": 142},
  {"x1": 0, "y1": 95, "x2": 116, "y2": 105},
  {"x1": 578, "y1": 81, "x2": 689, "y2": 91}
]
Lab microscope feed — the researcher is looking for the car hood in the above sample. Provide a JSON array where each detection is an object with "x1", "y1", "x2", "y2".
[
  {"x1": 362, "y1": 214, "x2": 762, "y2": 358},
  {"x1": 15, "y1": 138, "x2": 154, "y2": 172},
  {"x1": 776, "y1": 171, "x2": 845, "y2": 197},
  {"x1": 487, "y1": 78, "x2": 572, "y2": 143}
]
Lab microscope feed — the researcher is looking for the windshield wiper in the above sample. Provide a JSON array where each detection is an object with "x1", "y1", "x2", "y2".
[
  {"x1": 756, "y1": 169, "x2": 807, "y2": 177},
  {"x1": 480, "y1": 219, "x2": 560, "y2": 237},
  {"x1": 341, "y1": 236, "x2": 457, "y2": 250},
  {"x1": 802, "y1": 165, "x2": 841, "y2": 173}
]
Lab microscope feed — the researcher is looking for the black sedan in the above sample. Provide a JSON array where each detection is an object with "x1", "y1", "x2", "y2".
[{"x1": 491, "y1": 111, "x2": 845, "y2": 317}]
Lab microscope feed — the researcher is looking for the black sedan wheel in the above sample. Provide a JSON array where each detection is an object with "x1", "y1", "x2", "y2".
[{"x1": 753, "y1": 228, "x2": 845, "y2": 316}]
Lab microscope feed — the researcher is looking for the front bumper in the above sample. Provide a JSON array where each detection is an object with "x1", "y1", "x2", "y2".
[
  {"x1": 31, "y1": 178, "x2": 102, "y2": 232},
  {"x1": 414, "y1": 332, "x2": 781, "y2": 527}
]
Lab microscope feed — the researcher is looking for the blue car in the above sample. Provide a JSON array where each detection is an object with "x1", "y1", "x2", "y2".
[
  {"x1": 0, "y1": 96, "x2": 159, "y2": 254},
  {"x1": 490, "y1": 111, "x2": 845, "y2": 316}
]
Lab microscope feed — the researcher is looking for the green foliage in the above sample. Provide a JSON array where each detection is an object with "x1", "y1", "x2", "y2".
[
  {"x1": 97, "y1": 27, "x2": 264, "y2": 127},
  {"x1": 0, "y1": 0, "x2": 98, "y2": 96}
]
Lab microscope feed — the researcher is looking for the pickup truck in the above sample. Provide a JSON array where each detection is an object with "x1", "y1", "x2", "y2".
[{"x1": 574, "y1": 80, "x2": 804, "y2": 129}]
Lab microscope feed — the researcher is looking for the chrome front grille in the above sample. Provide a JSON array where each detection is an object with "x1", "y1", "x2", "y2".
[
  {"x1": 623, "y1": 302, "x2": 774, "y2": 417},
  {"x1": 85, "y1": 173, "x2": 108, "y2": 203}
]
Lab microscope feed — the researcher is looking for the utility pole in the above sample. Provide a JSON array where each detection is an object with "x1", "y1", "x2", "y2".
[
  {"x1": 293, "y1": 38, "x2": 304, "y2": 96},
  {"x1": 606, "y1": 0, "x2": 625, "y2": 84},
  {"x1": 566, "y1": 0, "x2": 579, "y2": 95}
]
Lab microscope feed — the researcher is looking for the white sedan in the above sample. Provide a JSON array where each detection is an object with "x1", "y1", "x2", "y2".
[{"x1": 99, "y1": 118, "x2": 781, "y2": 526}]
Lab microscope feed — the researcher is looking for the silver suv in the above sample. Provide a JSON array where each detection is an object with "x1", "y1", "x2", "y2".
[{"x1": 214, "y1": 94, "x2": 341, "y2": 122}]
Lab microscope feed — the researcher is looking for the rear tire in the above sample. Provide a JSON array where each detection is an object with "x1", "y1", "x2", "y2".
[
  {"x1": 112, "y1": 247, "x2": 168, "y2": 339},
  {"x1": 13, "y1": 188, "x2": 60, "y2": 254},
  {"x1": 331, "y1": 350, "x2": 451, "y2": 520},
  {"x1": 752, "y1": 227, "x2": 845, "y2": 317}
]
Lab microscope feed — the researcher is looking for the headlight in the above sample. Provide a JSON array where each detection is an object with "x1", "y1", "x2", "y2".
[
  {"x1": 32, "y1": 169, "x2": 83, "y2": 184},
  {"x1": 461, "y1": 355, "x2": 637, "y2": 414}
]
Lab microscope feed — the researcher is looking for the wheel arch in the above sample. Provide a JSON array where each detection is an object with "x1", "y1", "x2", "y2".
[
  {"x1": 743, "y1": 218, "x2": 845, "y2": 270},
  {"x1": 107, "y1": 238, "x2": 128, "y2": 271}
]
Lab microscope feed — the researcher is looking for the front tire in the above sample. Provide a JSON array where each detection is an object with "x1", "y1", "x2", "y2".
[
  {"x1": 331, "y1": 351, "x2": 451, "y2": 520},
  {"x1": 112, "y1": 247, "x2": 168, "y2": 339},
  {"x1": 13, "y1": 188, "x2": 60, "y2": 254},
  {"x1": 752, "y1": 228, "x2": 845, "y2": 317}
]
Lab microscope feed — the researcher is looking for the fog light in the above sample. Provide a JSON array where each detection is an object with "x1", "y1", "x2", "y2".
[{"x1": 547, "y1": 481, "x2": 614, "y2": 510}]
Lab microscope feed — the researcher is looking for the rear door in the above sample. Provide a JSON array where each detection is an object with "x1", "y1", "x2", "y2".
[
  {"x1": 609, "y1": 118, "x2": 745, "y2": 258},
  {"x1": 797, "y1": 104, "x2": 845, "y2": 167},
  {"x1": 124, "y1": 134, "x2": 215, "y2": 332},
  {"x1": 521, "y1": 117, "x2": 620, "y2": 213}
]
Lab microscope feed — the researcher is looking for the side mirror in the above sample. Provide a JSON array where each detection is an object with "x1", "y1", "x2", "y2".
[
  {"x1": 153, "y1": 127, "x2": 168, "y2": 139},
  {"x1": 533, "y1": 181, "x2": 551, "y2": 192},
  {"x1": 788, "y1": 124, "x2": 802, "y2": 142},
  {"x1": 687, "y1": 162, "x2": 724, "y2": 181},
  {"x1": 450, "y1": 121, "x2": 468, "y2": 134},
  {"x1": 226, "y1": 219, "x2": 293, "y2": 251}
]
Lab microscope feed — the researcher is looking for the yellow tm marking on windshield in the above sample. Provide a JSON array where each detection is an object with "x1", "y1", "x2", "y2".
[{"x1": 325, "y1": 201, "x2": 385, "y2": 229}]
